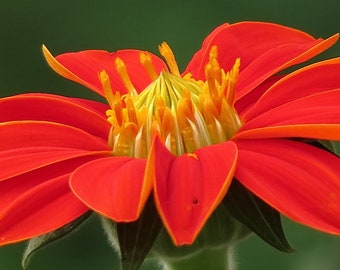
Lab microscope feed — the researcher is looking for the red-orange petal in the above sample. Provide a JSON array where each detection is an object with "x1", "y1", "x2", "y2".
[
  {"x1": 0, "y1": 121, "x2": 109, "y2": 151},
  {"x1": 0, "y1": 154, "x2": 108, "y2": 210},
  {"x1": 236, "y1": 75, "x2": 283, "y2": 116},
  {"x1": 234, "y1": 89, "x2": 340, "y2": 141},
  {"x1": 0, "y1": 174, "x2": 88, "y2": 245},
  {"x1": 184, "y1": 22, "x2": 338, "y2": 99},
  {"x1": 43, "y1": 45, "x2": 168, "y2": 96},
  {"x1": 18, "y1": 93, "x2": 110, "y2": 116},
  {"x1": 0, "y1": 147, "x2": 110, "y2": 181},
  {"x1": 0, "y1": 94, "x2": 110, "y2": 139},
  {"x1": 235, "y1": 34, "x2": 337, "y2": 100},
  {"x1": 70, "y1": 157, "x2": 151, "y2": 222},
  {"x1": 150, "y1": 137, "x2": 238, "y2": 245},
  {"x1": 243, "y1": 58, "x2": 340, "y2": 121},
  {"x1": 235, "y1": 139, "x2": 340, "y2": 234}
]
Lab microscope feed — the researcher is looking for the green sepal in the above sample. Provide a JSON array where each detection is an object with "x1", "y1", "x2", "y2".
[
  {"x1": 117, "y1": 197, "x2": 162, "y2": 270},
  {"x1": 318, "y1": 140, "x2": 340, "y2": 156},
  {"x1": 22, "y1": 211, "x2": 92, "y2": 269},
  {"x1": 223, "y1": 180, "x2": 293, "y2": 252}
]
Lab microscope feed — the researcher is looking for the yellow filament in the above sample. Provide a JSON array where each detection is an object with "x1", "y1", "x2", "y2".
[
  {"x1": 115, "y1": 57, "x2": 138, "y2": 96},
  {"x1": 139, "y1": 51, "x2": 158, "y2": 80},
  {"x1": 158, "y1": 42, "x2": 180, "y2": 76}
]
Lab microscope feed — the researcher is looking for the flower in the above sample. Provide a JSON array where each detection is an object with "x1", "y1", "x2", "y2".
[{"x1": 1, "y1": 21, "x2": 340, "y2": 249}]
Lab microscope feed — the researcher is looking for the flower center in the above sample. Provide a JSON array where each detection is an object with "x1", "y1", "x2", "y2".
[{"x1": 99, "y1": 43, "x2": 242, "y2": 157}]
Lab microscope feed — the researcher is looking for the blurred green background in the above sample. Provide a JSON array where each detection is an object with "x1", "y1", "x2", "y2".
[{"x1": 1, "y1": 0, "x2": 340, "y2": 269}]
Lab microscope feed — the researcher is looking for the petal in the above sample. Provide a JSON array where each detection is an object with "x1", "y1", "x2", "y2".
[
  {"x1": 184, "y1": 22, "x2": 338, "y2": 98},
  {"x1": 43, "y1": 45, "x2": 168, "y2": 96},
  {"x1": 0, "y1": 174, "x2": 88, "y2": 245},
  {"x1": 243, "y1": 58, "x2": 340, "y2": 121},
  {"x1": 0, "y1": 147, "x2": 110, "y2": 181},
  {"x1": 20, "y1": 93, "x2": 110, "y2": 115},
  {"x1": 235, "y1": 139, "x2": 340, "y2": 234},
  {"x1": 235, "y1": 75, "x2": 284, "y2": 116},
  {"x1": 234, "y1": 89, "x2": 340, "y2": 141},
  {"x1": 150, "y1": 137, "x2": 238, "y2": 245},
  {"x1": 0, "y1": 94, "x2": 110, "y2": 139},
  {"x1": 0, "y1": 121, "x2": 109, "y2": 151},
  {"x1": 70, "y1": 157, "x2": 150, "y2": 222},
  {"x1": 235, "y1": 34, "x2": 337, "y2": 100},
  {"x1": 0, "y1": 155, "x2": 107, "y2": 209}
]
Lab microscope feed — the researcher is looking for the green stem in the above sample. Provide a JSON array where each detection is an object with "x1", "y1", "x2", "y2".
[{"x1": 159, "y1": 245, "x2": 236, "y2": 270}]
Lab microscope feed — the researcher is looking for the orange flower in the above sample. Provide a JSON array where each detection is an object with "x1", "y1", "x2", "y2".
[{"x1": 1, "y1": 22, "x2": 340, "y2": 247}]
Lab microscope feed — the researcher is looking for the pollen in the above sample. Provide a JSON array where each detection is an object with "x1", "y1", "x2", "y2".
[
  {"x1": 99, "y1": 44, "x2": 242, "y2": 157},
  {"x1": 186, "y1": 153, "x2": 198, "y2": 160}
]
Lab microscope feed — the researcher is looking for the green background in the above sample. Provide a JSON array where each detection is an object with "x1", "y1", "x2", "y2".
[{"x1": 1, "y1": 0, "x2": 340, "y2": 269}]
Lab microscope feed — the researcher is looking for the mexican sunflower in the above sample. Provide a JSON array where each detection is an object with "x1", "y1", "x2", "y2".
[{"x1": 1, "y1": 21, "x2": 340, "y2": 250}]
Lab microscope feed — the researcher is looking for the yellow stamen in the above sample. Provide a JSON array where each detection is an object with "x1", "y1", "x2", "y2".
[
  {"x1": 155, "y1": 96, "x2": 167, "y2": 123},
  {"x1": 176, "y1": 92, "x2": 200, "y2": 153},
  {"x1": 105, "y1": 92, "x2": 124, "y2": 128},
  {"x1": 113, "y1": 123, "x2": 138, "y2": 156},
  {"x1": 199, "y1": 92, "x2": 221, "y2": 144},
  {"x1": 155, "y1": 97, "x2": 176, "y2": 141},
  {"x1": 125, "y1": 97, "x2": 139, "y2": 126},
  {"x1": 205, "y1": 46, "x2": 222, "y2": 100},
  {"x1": 115, "y1": 57, "x2": 138, "y2": 96},
  {"x1": 158, "y1": 42, "x2": 180, "y2": 76},
  {"x1": 99, "y1": 70, "x2": 115, "y2": 108},
  {"x1": 101, "y1": 43, "x2": 242, "y2": 158},
  {"x1": 139, "y1": 51, "x2": 158, "y2": 80},
  {"x1": 226, "y1": 58, "x2": 240, "y2": 106},
  {"x1": 208, "y1": 46, "x2": 222, "y2": 83}
]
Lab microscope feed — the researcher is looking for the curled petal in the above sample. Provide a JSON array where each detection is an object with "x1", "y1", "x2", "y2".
[
  {"x1": 0, "y1": 174, "x2": 88, "y2": 245},
  {"x1": 150, "y1": 137, "x2": 238, "y2": 245},
  {"x1": 43, "y1": 45, "x2": 168, "y2": 96},
  {"x1": 70, "y1": 157, "x2": 150, "y2": 222},
  {"x1": 235, "y1": 139, "x2": 340, "y2": 234}
]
